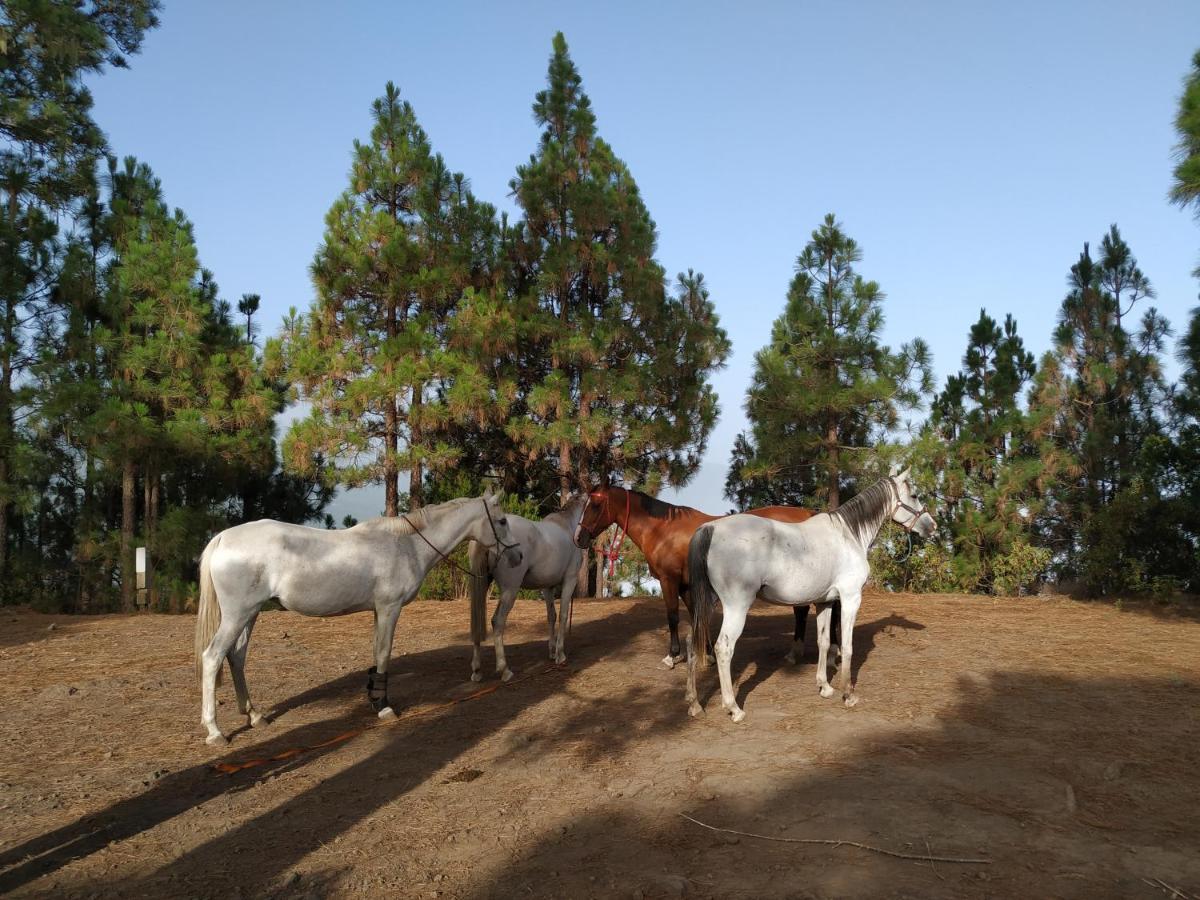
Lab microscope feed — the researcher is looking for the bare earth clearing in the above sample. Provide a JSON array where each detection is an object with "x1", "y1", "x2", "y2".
[{"x1": 0, "y1": 592, "x2": 1197, "y2": 899}]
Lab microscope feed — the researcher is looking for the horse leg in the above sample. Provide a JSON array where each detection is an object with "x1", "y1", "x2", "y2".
[
  {"x1": 661, "y1": 577, "x2": 683, "y2": 668},
  {"x1": 684, "y1": 635, "x2": 703, "y2": 717},
  {"x1": 830, "y1": 597, "x2": 842, "y2": 664},
  {"x1": 785, "y1": 605, "x2": 807, "y2": 665},
  {"x1": 715, "y1": 601, "x2": 749, "y2": 723},
  {"x1": 554, "y1": 569, "x2": 578, "y2": 665},
  {"x1": 836, "y1": 591, "x2": 862, "y2": 707},
  {"x1": 543, "y1": 588, "x2": 557, "y2": 660},
  {"x1": 814, "y1": 603, "x2": 835, "y2": 699},
  {"x1": 200, "y1": 607, "x2": 255, "y2": 745},
  {"x1": 492, "y1": 585, "x2": 519, "y2": 682},
  {"x1": 678, "y1": 584, "x2": 716, "y2": 665},
  {"x1": 369, "y1": 603, "x2": 403, "y2": 719},
  {"x1": 227, "y1": 612, "x2": 266, "y2": 728}
]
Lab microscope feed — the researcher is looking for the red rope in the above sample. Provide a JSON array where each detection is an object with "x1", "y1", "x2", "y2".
[{"x1": 607, "y1": 489, "x2": 631, "y2": 579}]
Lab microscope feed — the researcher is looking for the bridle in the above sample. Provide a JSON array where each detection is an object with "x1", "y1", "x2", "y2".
[
  {"x1": 481, "y1": 497, "x2": 522, "y2": 557},
  {"x1": 890, "y1": 476, "x2": 927, "y2": 534},
  {"x1": 400, "y1": 499, "x2": 521, "y2": 576},
  {"x1": 575, "y1": 489, "x2": 611, "y2": 547}
]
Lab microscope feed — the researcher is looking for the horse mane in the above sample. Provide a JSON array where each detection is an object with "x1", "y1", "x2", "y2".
[
  {"x1": 352, "y1": 496, "x2": 476, "y2": 536},
  {"x1": 628, "y1": 488, "x2": 700, "y2": 521},
  {"x1": 543, "y1": 492, "x2": 587, "y2": 527},
  {"x1": 830, "y1": 479, "x2": 896, "y2": 547}
]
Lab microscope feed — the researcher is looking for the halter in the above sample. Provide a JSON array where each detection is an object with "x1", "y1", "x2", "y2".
[
  {"x1": 400, "y1": 499, "x2": 520, "y2": 577},
  {"x1": 889, "y1": 477, "x2": 927, "y2": 533}
]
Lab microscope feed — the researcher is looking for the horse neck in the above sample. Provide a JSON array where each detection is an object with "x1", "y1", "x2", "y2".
[
  {"x1": 839, "y1": 482, "x2": 897, "y2": 552},
  {"x1": 614, "y1": 491, "x2": 662, "y2": 551},
  {"x1": 410, "y1": 501, "x2": 481, "y2": 570}
]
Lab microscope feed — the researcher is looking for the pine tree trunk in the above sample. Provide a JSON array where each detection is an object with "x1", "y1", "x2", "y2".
[
  {"x1": 410, "y1": 383, "x2": 423, "y2": 509},
  {"x1": 121, "y1": 457, "x2": 136, "y2": 612},
  {"x1": 384, "y1": 398, "x2": 399, "y2": 517},
  {"x1": 827, "y1": 423, "x2": 840, "y2": 509},
  {"x1": 594, "y1": 550, "x2": 606, "y2": 598},
  {"x1": 0, "y1": 456, "x2": 7, "y2": 605},
  {"x1": 575, "y1": 455, "x2": 589, "y2": 595},
  {"x1": 145, "y1": 473, "x2": 160, "y2": 610}
]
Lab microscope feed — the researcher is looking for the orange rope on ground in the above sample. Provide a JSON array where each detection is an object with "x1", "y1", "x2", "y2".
[{"x1": 211, "y1": 662, "x2": 567, "y2": 775}]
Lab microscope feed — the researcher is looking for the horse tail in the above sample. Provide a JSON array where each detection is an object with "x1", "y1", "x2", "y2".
[
  {"x1": 194, "y1": 533, "x2": 223, "y2": 686},
  {"x1": 469, "y1": 540, "x2": 491, "y2": 646},
  {"x1": 688, "y1": 524, "x2": 716, "y2": 669}
]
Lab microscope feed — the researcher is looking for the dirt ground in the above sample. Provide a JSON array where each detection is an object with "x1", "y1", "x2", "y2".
[{"x1": 0, "y1": 592, "x2": 1197, "y2": 900}]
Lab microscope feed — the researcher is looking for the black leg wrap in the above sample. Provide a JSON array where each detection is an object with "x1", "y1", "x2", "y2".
[
  {"x1": 366, "y1": 666, "x2": 389, "y2": 712},
  {"x1": 794, "y1": 606, "x2": 807, "y2": 644},
  {"x1": 667, "y1": 611, "x2": 681, "y2": 656}
]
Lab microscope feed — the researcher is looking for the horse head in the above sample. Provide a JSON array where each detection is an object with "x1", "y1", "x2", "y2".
[
  {"x1": 573, "y1": 482, "x2": 619, "y2": 549},
  {"x1": 890, "y1": 469, "x2": 936, "y2": 539}
]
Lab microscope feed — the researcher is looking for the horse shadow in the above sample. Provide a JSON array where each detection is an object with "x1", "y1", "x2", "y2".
[
  {"x1": 0, "y1": 603, "x2": 662, "y2": 896},
  {"x1": 726, "y1": 609, "x2": 926, "y2": 712}
]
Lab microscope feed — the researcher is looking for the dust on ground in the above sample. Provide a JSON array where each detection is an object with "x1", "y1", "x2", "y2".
[{"x1": 0, "y1": 591, "x2": 1197, "y2": 899}]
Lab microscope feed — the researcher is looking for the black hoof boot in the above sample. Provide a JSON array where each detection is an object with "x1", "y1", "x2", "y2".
[{"x1": 366, "y1": 666, "x2": 389, "y2": 713}]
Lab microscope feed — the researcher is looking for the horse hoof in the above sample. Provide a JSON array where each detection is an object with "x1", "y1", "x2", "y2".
[
  {"x1": 205, "y1": 732, "x2": 228, "y2": 746},
  {"x1": 662, "y1": 654, "x2": 677, "y2": 669},
  {"x1": 819, "y1": 684, "x2": 835, "y2": 699},
  {"x1": 843, "y1": 694, "x2": 858, "y2": 708},
  {"x1": 378, "y1": 706, "x2": 397, "y2": 720},
  {"x1": 470, "y1": 671, "x2": 482, "y2": 683},
  {"x1": 688, "y1": 702, "x2": 704, "y2": 718},
  {"x1": 249, "y1": 713, "x2": 268, "y2": 728},
  {"x1": 730, "y1": 708, "x2": 746, "y2": 724},
  {"x1": 706, "y1": 654, "x2": 716, "y2": 666},
  {"x1": 555, "y1": 653, "x2": 567, "y2": 665},
  {"x1": 500, "y1": 668, "x2": 514, "y2": 683},
  {"x1": 784, "y1": 651, "x2": 798, "y2": 665}
]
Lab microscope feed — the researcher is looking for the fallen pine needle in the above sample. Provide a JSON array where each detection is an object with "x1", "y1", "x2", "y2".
[
  {"x1": 1143, "y1": 876, "x2": 1196, "y2": 900},
  {"x1": 678, "y1": 813, "x2": 992, "y2": 865}
]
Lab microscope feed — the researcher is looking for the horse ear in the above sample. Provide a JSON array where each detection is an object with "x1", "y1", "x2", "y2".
[
  {"x1": 888, "y1": 461, "x2": 901, "y2": 477},
  {"x1": 481, "y1": 483, "x2": 495, "y2": 500},
  {"x1": 898, "y1": 467, "x2": 911, "y2": 482}
]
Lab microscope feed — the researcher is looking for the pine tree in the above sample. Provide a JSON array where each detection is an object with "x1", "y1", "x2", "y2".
[
  {"x1": 237, "y1": 293, "x2": 260, "y2": 345},
  {"x1": 508, "y1": 34, "x2": 730, "y2": 502},
  {"x1": 735, "y1": 214, "x2": 931, "y2": 509},
  {"x1": 1170, "y1": 50, "x2": 1200, "y2": 236},
  {"x1": 1032, "y1": 234, "x2": 1171, "y2": 593},
  {"x1": 278, "y1": 83, "x2": 499, "y2": 514},
  {"x1": 926, "y1": 310, "x2": 1046, "y2": 590},
  {"x1": 0, "y1": 0, "x2": 158, "y2": 599}
]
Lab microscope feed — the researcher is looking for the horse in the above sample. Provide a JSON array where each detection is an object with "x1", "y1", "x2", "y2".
[
  {"x1": 468, "y1": 494, "x2": 587, "y2": 682},
  {"x1": 193, "y1": 491, "x2": 521, "y2": 746},
  {"x1": 685, "y1": 471, "x2": 935, "y2": 722},
  {"x1": 572, "y1": 486, "x2": 840, "y2": 667}
]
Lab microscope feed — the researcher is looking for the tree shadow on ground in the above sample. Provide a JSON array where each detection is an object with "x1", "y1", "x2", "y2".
[
  {"x1": 472, "y1": 669, "x2": 1200, "y2": 899},
  {"x1": 0, "y1": 605, "x2": 661, "y2": 895}
]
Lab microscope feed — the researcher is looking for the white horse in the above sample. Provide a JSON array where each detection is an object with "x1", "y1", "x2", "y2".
[
  {"x1": 194, "y1": 491, "x2": 521, "y2": 745},
  {"x1": 685, "y1": 472, "x2": 935, "y2": 722},
  {"x1": 468, "y1": 494, "x2": 586, "y2": 681}
]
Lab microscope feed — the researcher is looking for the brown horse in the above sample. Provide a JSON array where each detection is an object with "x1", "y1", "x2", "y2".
[{"x1": 572, "y1": 486, "x2": 840, "y2": 666}]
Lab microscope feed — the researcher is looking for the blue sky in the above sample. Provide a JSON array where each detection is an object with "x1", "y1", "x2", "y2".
[{"x1": 89, "y1": 1, "x2": 1200, "y2": 519}]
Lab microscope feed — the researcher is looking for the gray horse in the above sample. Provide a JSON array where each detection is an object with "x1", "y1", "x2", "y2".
[
  {"x1": 686, "y1": 472, "x2": 935, "y2": 722},
  {"x1": 468, "y1": 495, "x2": 587, "y2": 682},
  {"x1": 194, "y1": 491, "x2": 520, "y2": 745}
]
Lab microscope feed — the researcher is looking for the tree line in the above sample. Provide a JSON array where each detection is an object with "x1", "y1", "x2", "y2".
[
  {"x1": 726, "y1": 172, "x2": 1200, "y2": 596},
  {"x1": 0, "y1": 9, "x2": 728, "y2": 610},
  {"x1": 3, "y1": 2, "x2": 1198, "y2": 610}
]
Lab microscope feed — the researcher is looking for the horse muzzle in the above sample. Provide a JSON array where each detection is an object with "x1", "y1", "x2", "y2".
[
  {"x1": 915, "y1": 513, "x2": 936, "y2": 540},
  {"x1": 573, "y1": 525, "x2": 592, "y2": 549}
]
